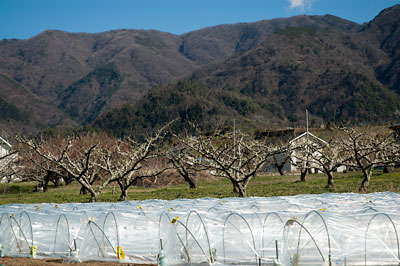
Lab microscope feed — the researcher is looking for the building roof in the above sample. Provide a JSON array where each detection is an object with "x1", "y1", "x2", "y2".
[{"x1": 289, "y1": 131, "x2": 327, "y2": 145}]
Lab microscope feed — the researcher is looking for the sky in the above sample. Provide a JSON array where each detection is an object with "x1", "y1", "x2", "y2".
[{"x1": 1, "y1": 0, "x2": 399, "y2": 40}]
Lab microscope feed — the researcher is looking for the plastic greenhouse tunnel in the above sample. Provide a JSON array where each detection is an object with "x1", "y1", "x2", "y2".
[{"x1": 0, "y1": 192, "x2": 399, "y2": 265}]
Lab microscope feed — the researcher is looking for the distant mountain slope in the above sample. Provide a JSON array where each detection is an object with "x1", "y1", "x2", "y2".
[
  {"x1": 0, "y1": 13, "x2": 360, "y2": 128},
  {"x1": 0, "y1": 5, "x2": 399, "y2": 136},
  {"x1": 0, "y1": 29, "x2": 198, "y2": 115},
  {"x1": 361, "y1": 4, "x2": 400, "y2": 94},
  {"x1": 191, "y1": 25, "x2": 398, "y2": 122},
  {"x1": 0, "y1": 74, "x2": 76, "y2": 135},
  {"x1": 58, "y1": 63, "x2": 124, "y2": 124},
  {"x1": 179, "y1": 14, "x2": 358, "y2": 64},
  {"x1": 95, "y1": 5, "x2": 400, "y2": 136}
]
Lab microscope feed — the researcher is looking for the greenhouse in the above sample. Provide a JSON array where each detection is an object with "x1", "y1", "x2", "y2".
[{"x1": 0, "y1": 192, "x2": 399, "y2": 265}]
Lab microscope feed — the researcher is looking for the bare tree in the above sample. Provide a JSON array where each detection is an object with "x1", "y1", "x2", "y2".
[
  {"x1": 338, "y1": 127, "x2": 397, "y2": 192},
  {"x1": 167, "y1": 147, "x2": 198, "y2": 188},
  {"x1": 16, "y1": 122, "x2": 173, "y2": 202},
  {"x1": 306, "y1": 138, "x2": 345, "y2": 188},
  {"x1": 16, "y1": 133, "x2": 109, "y2": 202},
  {"x1": 389, "y1": 125, "x2": 400, "y2": 169},
  {"x1": 390, "y1": 125, "x2": 400, "y2": 142},
  {"x1": 165, "y1": 142, "x2": 213, "y2": 189},
  {"x1": 176, "y1": 127, "x2": 284, "y2": 197},
  {"x1": 289, "y1": 133, "x2": 324, "y2": 182},
  {"x1": 272, "y1": 154, "x2": 290, "y2": 176},
  {"x1": 15, "y1": 136, "x2": 74, "y2": 192},
  {"x1": 0, "y1": 148, "x2": 19, "y2": 191},
  {"x1": 96, "y1": 122, "x2": 172, "y2": 201}
]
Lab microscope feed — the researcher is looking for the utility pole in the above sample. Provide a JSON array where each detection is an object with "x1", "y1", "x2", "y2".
[
  {"x1": 233, "y1": 119, "x2": 236, "y2": 160},
  {"x1": 306, "y1": 109, "x2": 309, "y2": 139},
  {"x1": 233, "y1": 119, "x2": 238, "y2": 186},
  {"x1": 306, "y1": 109, "x2": 310, "y2": 175}
]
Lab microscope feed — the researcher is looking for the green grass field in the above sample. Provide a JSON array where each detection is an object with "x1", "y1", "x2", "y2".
[{"x1": 0, "y1": 170, "x2": 399, "y2": 205}]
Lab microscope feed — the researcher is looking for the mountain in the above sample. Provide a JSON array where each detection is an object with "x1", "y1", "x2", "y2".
[
  {"x1": 0, "y1": 29, "x2": 199, "y2": 127},
  {"x1": 190, "y1": 24, "x2": 399, "y2": 123},
  {"x1": 0, "y1": 5, "x2": 399, "y2": 136},
  {"x1": 178, "y1": 14, "x2": 358, "y2": 64},
  {"x1": 0, "y1": 74, "x2": 76, "y2": 135},
  {"x1": 95, "y1": 5, "x2": 400, "y2": 136},
  {"x1": 361, "y1": 4, "x2": 400, "y2": 94}
]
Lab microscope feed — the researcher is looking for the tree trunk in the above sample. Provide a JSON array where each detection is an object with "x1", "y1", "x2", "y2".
[
  {"x1": 274, "y1": 155, "x2": 288, "y2": 176},
  {"x1": 183, "y1": 172, "x2": 197, "y2": 189},
  {"x1": 53, "y1": 177, "x2": 61, "y2": 187},
  {"x1": 237, "y1": 185, "x2": 247, "y2": 197},
  {"x1": 177, "y1": 166, "x2": 197, "y2": 189},
  {"x1": 88, "y1": 191, "x2": 99, "y2": 203},
  {"x1": 300, "y1": 168, "x2": 307, "y2": 182},
  {"x1": 43, "y1": 171, "x2": 51, "y2": 192},
  {"x1": 64, "y1": 173, "x2": 73, "y2": 185},
  {"x1": 360, "y1": 167, "x2": 373, "y2": 192},
  {"x1": 232, "y1": 182, "x2": 239, "y2": 193},
  {"x1": 64, "y1": 177, "x2": 72, "y2": 186},
  {"x1": 172, "y1": 159, "x2": 198, "y2": 189},
  {"x1": 119, "y1": 190, "x2": 128, "y2": 201},
  {"x1": 326, "y1": 171, "x2": 334, "y2": 188},
  {"x1": 233, "y1": 179, "x2": 249, "y2": 197},
  {"x1": 80, "y1": 186, "x2": 88, "y2": 195},
  {"x1": 118, "y1": 181, "x2": 128, "y2": 201},
  {"x1": 276, "y1": 163, "x2": 285, "y2": 176},
  {"x1": 383, "y1": 166, "x2": 393, "y2": 173}
]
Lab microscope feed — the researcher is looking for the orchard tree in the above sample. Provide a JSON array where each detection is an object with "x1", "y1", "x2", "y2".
[
  {"x1": 306, "y1": 138, "x2": 345, "y2": 188},
  {"x1": 16, "y1": 135, "x2": 73, "y2": 191},
  {"x1": 96, "y1": 123, "x2": 171, "y2": 201},
  {"x1": 165, "y1": 143, "x2": 212, "y2": 189},
  {"x1": 0, "y1": 148, "x2": 19, "y2": 189},
  {"x1": 16, "y1": 133, "x2": 113, "y2": 202},
  {"x1": 270, "y1": 154, "x2": 290, "y2": 176},
  {"x1": 338, "y1": 127, "x2": 397, "y2": 192},
  {"x1": 176, "y1": 127, "x2": 284, "y2": 197},
  {"x1": 16, "y1": 122, "x2": 173, "y2": 202},
  {"x1": 289, "y1": 132, "x2": 326, "y2": 182},
  {"x1": 167, "y1": 147, "x2": 197, "y2": 189}
]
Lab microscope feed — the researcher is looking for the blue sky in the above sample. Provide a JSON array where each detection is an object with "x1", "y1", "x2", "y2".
[{"x1": 1, "y1": 0, "x2": 399, "y2": 39}]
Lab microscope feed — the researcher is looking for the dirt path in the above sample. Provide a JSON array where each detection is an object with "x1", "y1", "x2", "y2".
[{"x1": 0, "y1": 257, "x2": 156, "y2": 266}]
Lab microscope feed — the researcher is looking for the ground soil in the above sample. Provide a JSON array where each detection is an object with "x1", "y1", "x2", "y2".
[{"x1": 0, "y1": 257, "x2": 156, "y2": 266}]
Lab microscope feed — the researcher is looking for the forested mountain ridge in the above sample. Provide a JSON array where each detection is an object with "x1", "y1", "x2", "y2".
[
  {"x1": 0, "y1": 5, "x2": 399, "y2": 136},
  {"x1": 95, "y1": 5, "x2": 400, "y2": 136},
  {"x1": 0, "y1": 73, "x2": 77, "y2": 134}
]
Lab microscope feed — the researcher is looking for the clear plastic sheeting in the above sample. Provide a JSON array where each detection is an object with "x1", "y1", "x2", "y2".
[
  {"x1": 0, "y1": 192, "x2": 398, "y2": 265},
  {"x1": 365, "y1": 213, "x2": 400, "y2": 265},
  {"x1": 54, "y1": 214, "x2": 70, "y2": 257},
  {"x1": 223, "y1": 212, "x2": 258, "y2": 265}
]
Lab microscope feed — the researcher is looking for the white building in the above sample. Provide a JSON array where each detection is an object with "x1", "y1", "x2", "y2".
[
  {"x1": 0, "y1": 136, "x2": 17, "y2": 183},
  {"x1": 290, "y1": 131, "x2": 326, "y2": 173},
  {"x1": 0, "y1": 136, "x2": 12, "y2": 159},
  {"x1": 264, "y1": 131, "x2": 345, "y2": 174}
]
